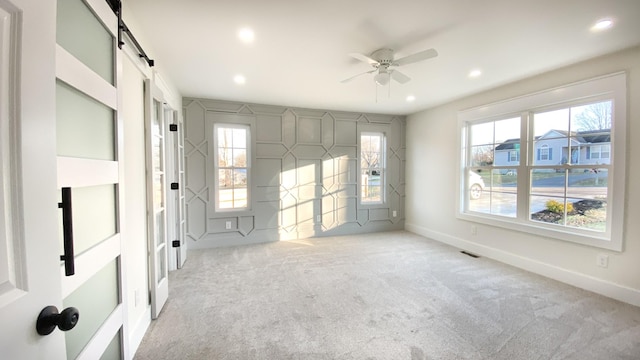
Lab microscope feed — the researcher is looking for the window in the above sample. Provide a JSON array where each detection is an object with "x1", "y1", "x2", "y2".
[
  {"x1": 509, "y1": 150, "x2": 519, "y2": 162},
  {"x1": 360, "y1": 132, "x2": 385, "y2": 204},
  {"x1": 588, "y1": 144, "x2": 610, "y2": 160},
  {"x1": 214, "y1": 124, "x2": 250, "y2": 211},
  {"x1": 538, "y1": 144, "x2": 550, "y2": 161},
  {"x1": 459, "y1": 73, "x2": 626, "y2": 250}
]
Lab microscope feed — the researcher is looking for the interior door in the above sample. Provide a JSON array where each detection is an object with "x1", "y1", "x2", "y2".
[
  {"x1": 0, "y1": 0, "x2": 66, "y2": 358},
  {"x1": 146, "y1": 83, "x2": 169, "y2": 319},
  {"x1": 55, "y1": 0, "x2": 124, "y2": 358},
  {"x1": 167, "y1": 108, "x2": 187, "y2": 270}
]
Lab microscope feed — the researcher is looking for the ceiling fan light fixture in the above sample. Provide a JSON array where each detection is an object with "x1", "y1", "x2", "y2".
[{"x1": 374, "y1": 72, "x2": 390, "y2": 86}]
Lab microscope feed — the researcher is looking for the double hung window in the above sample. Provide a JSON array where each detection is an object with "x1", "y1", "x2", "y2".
[
  {"x1": 360, "y1": 132, "x2": 385, "y2": 204},
  {"x1": 459, "y1": 73, "x2": 626, "y2": 250},
  {"x1": 214, "y1": 124, "x2": 250, "y2": 211}
]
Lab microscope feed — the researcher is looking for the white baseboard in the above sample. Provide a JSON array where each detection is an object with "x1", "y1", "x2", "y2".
[
  {"x1": 405, "y1": 222, "x2": 640, "y2": 308},
  {"x1": 128, "y1": 306, "x2": 151, "y2": 359}
]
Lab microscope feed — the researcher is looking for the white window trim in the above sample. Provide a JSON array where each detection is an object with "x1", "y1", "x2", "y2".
[
  {"x1": 206, "y1": 113, "x2": 256, "y2": 215},
  {"x1": 457, "y1": 72, "x2": 627, "y2": 251},
  {"x1": 213, "y1": 123, "x2": 250, "y2": 212},
  {"x1": 358, "y1": 130, "x2": 387, "y2": 207}
]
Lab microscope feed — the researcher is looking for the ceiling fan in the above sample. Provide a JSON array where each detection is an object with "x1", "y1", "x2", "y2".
[{"x1": 341, "y1": 48, "x2": 438, "y2": 86}]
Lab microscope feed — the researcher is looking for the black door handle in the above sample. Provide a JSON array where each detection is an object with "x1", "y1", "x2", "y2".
[
  {"x1": 58, "y1": 187, "x2": 75, "y2": 276},
  {"x1": 36, "y1": 306, "x2": 80, "y2": 335}
]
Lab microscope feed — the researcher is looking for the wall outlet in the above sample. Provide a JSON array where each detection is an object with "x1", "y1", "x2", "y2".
[
  {"x1": 392, "y1": 210, "x2": 397, "y2": 217},
  {"x1": 134, "y1": 289, "x2": 140, "y2": 307},
  {"x1": 225, "y1": 221, "x2": 231, "y2": 230},
  {"x1": 316, "y1": 215, "x2": 321, "y2": 222},
  {"x1": 596, "y1": 254, "x2": 609, "y2": 268},
  {"x1": 471, "y1": 225, "x2": 477, "y2": 235}
]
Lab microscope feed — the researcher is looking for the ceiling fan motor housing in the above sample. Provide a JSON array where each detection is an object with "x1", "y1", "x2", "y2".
[{"x1": 371, "y1": 48, "x2": 395, "y2": 66}]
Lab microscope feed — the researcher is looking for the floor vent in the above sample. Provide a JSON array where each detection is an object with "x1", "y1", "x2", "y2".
[{"x1": 460, "y1": 251, "x2": 480, "y2": 258}]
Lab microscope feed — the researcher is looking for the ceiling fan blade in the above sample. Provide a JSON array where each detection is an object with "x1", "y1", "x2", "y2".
[
  {"x1": 341, "y1": 69, "x2": 376, "y2": 83},
  {"x1": 393, "y1": 48, "x2": 438, "y2": 66},
  {"x1": 391, "y1": 70, "x2": 411, "y2": 84},
  {"x1": 348, "y1": 52, "x2": 379, "y2": 65}
]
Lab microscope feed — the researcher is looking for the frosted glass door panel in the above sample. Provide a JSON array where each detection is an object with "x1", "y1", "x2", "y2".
[
  {"x1": 58, "y1": 185, "x2": 117, "y2": 256},
  {"x1": 57, "y1": 81, "x2": 115, "y2": 160},
  {"x1": 57, "y1": 0, "x2": 114, "y2": 84},
  {"x1": 63, "y1": 259, "x2": 119, "y2": 360},
  {"x1": 99, "y1": 330, "x2": 122, "y2": 360}
]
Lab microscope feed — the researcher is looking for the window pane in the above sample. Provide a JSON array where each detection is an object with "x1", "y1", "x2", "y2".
[
  {"x1": 232, "y1": 128, "x2": 246, "y2": 148},
  {"x1": 531, "y1": 169, "x2": 565, "y2": 197},
  {"x1": 530, "y1": 196, "x2": 567, "y2": 224},
  {"x1": 233, "y1": 169, "x2": 247, "y2": 186},
  {"x1": 471, "y1": 145, "x2": 494, "y2": 166},
  {"x1": 534, "y1": 108, "x2": 569, "y2": 138},
  {"x1": 218, "y1": 148, "x2": 232, "y2": 167},
  {"x1": 470, "y1": 122, "x2": 493, "y2": 146},
  {"x1": 570, "y1": 101, "x2": 612, "y2": 132},
  {"x1": 233, "y1": 149, "x2": 246, "y2": 167},
  {"x1": 233, "y1": 189, "x2": 248, "y2": 208},
  {"x1": 219, "y1": 169, "x2": 232, "y2": 188}
]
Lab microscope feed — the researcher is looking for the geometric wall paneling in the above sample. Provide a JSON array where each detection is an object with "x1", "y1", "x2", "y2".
[
  {"x1": 292, "y1": 144, "x2": 326, "y2": 159},
  {"x1": 185, "y1": 101, "x2": 206, "y2": 144},
  {"x1": 363, "y1": 114, "x2": 395, "y2": 124},
  {"x1": 337, "y1": 197, "x2": 357, "y2": 224},
  {"x1": 183, "y1": 98, "x2": 405, "y2": 248},
  {"x1": 256, "y1": 143, "x2": 289, "y2": 158},
  {"x1": 322, "y1": 112, "x2": 335, "y2": 149},
  {"x1": 281, "y1": 154, "x2": 297, "y2": 189},
  {"x1": 254, "y1": 159, "x2": 281, "y2": 187},
  {"x1": 256, "y1": 115, "x2": 282, "y2": 141},
  {"x1": 357, "y1": 209, "x2": 369, "y2": 226},
  {"x1": 186, "y1": 197, "x2": 207, "y2": 240},
  {"x1": 208, "y1": 217, "x2": 237, "y2": 233},
  {"x1": 335, "y1": 120, "x2": 357, "y2": 145},
  {"x1": 332, "y1": 111, "x2": 362, "y2": 121},
  {"x1": 331, "y1": 145, "x2": 357, "y2": 158},
  {"x1": 186, "y1": 150, "x2": 207, "y2": 193},
  {"x1": 238, "y1": 105, "x2": 254, "y2": 115},
  {"x1": 238, "y1": 216, "x2": 255, "y2": 236},
  {"x1": 254, "y1": 201, "x2": 279, "y2": 229},
  {"x1": 298, "y1": 117, "x2": 322, "y2": 144},
  {"x1": 370, "y1": 208, "x2": 391, "y2": 222},
  {"x1": 282, "y1": 110, "x2": 297, "y2": 148}
]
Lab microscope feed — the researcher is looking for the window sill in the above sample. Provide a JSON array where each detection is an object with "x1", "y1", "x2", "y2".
[{"x1": 457, "y1": 211, "x2": 621, "y2": 252}]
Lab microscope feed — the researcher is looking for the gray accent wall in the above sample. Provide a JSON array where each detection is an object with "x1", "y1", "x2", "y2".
[{"x1": 184, "y1": 98, "x2": 405, "y2": 248}]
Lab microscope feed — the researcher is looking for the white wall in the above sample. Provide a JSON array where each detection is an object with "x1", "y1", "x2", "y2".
[{"x1": 405, "y1": 46, "x2": 640, "y2": 306}]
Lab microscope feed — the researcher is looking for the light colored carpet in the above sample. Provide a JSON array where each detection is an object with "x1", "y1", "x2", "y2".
[{"x1": 134, "y1": 231, "x2": 640, "y2": 360}]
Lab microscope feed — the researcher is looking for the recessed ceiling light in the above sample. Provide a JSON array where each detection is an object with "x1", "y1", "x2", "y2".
[
  {"x1": 591, "y1": 19, "x2": 613, "y2": 32},
  {"x1": 238, "y1": 28, "x2": 255, "y2": 43},
  {"x1": 406, "y1": 95, "x2": 416, "y2": 102},
  {"x1": 468, "y1": 69, "x2": 482, "y2": 78},
  {"x1": 233, "y1": 74, "x2": 246, "y2": 85}
]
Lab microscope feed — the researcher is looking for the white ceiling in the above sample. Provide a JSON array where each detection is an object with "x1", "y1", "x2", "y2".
[{"x1": 125, "y1": 0, "x2": 640, "y2": 115}]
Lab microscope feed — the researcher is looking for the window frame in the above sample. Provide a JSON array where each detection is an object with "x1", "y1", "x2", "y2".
[
  {"x1": 457, "y1": 73, "x2": 627, "y2": 251},
  {"x1": 359, "y1": 130, "x2": 387, "y2": 206},
  {"x1": 207, "y1": 114, "x2": 255, "y2": 214}
]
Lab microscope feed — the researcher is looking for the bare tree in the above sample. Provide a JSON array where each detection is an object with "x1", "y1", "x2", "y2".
[
  {"x1": 472, "y1": 145, "x2": 494, "y2": 166},
  {"x1": 573, "y1": 102, "x2": 611, "y2": 131},
  {"x1": 361, "y1": 136, "x2": 380, "y2": 171}
]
